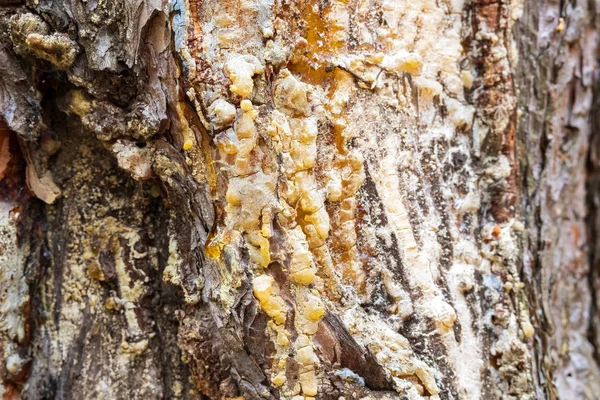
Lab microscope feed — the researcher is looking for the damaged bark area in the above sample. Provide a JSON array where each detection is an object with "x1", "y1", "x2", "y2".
[{"x1": 0, "y1": 0, "x2": 599, "y2": 399}]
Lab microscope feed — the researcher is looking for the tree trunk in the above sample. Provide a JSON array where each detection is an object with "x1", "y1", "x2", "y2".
[{"x1": 0, "y1": 0, "x2": 599, "y2": 398}]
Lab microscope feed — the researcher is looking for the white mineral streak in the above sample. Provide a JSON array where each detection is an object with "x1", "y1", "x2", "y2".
[{"x1": 357, "y1": 0, "x2": 483, "y2": 397}]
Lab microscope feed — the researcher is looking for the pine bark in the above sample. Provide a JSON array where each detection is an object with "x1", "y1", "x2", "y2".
[{"x1": 0, "y1": 0, "x2": 599, "y2": 399}]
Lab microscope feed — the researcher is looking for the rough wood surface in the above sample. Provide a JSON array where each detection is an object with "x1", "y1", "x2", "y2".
[{"x1": 0, "y1": 0, "x2": 599, "y2": 399}]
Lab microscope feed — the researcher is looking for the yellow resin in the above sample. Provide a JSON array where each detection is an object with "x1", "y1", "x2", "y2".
[
  {"x1": 291, "y1": 268, "x2": 315, "y2": 285},
  {"x1": 253, "y1": 275, "x2": 287, "y2": 325}
]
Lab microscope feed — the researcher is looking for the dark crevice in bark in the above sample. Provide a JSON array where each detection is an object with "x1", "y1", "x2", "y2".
[
  {"x1": 397, "y1": 173, "x2": 424, "y2": 248},
  {"x1": 585, "y1": 70, "x2": 600, "y2": 364},
  {"x1": 399, "y1": 317, "x2": 459, "y2": 400},
  {"x1": 148, "y1": 195, "x2": 196, "y2": 398},
  {"x1": 56, "y1": 302, "x2": 91, "y2": 400},
  {"x1": 416, "y1": 142, "x2": 466, "y2": 346},
  {"x1": 361, "y1": 161, "x2": 460, "y2": 398},
  {"x1": 359, "y1": 164, "x2": 410, "y2": 296},
  {"x1": 321, "y1": 313, "x2": 395, "y2": 391}
]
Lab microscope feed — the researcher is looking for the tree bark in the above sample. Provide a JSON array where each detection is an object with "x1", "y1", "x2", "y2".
[{"x1": 0, "y1": 0, "x2": 599, "y2": 399}]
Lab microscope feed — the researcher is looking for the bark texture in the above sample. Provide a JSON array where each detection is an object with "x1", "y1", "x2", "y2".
[{"x1": 0, "y1": 0, "x2": 599, "y2": 399}]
